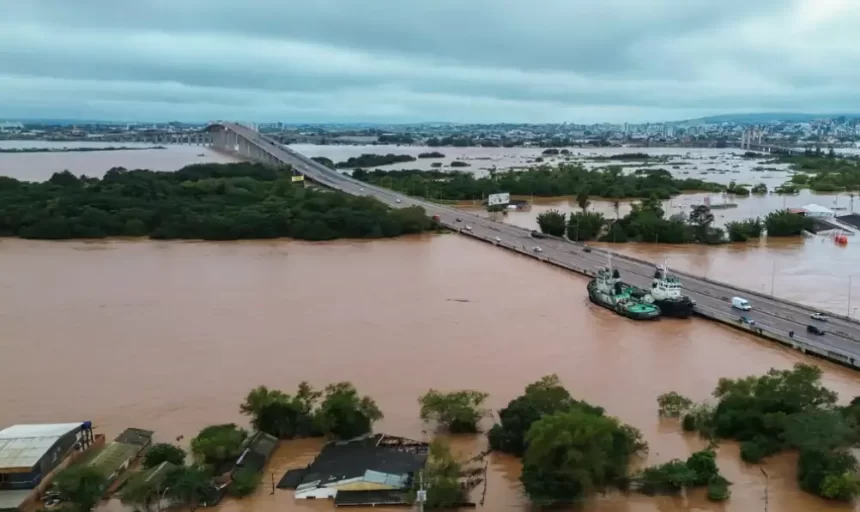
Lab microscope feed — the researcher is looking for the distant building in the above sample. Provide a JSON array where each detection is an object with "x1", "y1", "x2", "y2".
[
  {"x1": 791, "y1": 204, "x2": 836, "y2": 218},
  {"x1": 283, "y1": 434, "x2": 428, "y2": 505}
]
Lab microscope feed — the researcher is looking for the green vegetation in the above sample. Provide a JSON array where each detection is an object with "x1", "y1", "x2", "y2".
[
  {"x1": 775, "y1": 182, "x2": 800, "y2": 194},
  {"x1": 776, "y1": 149, "x2": 860, "y2": 192},
  {"x1": 726, "y1": 218, "x2": 764, "y2": 242},
  {"x1": 315, "y1": 382, "x2": 384, "y2": 439},
  {"x1": 335, "y1": 153, "x2": 416, "y2": 168},
  {"x1": 410, "y1": 439, "x2": 469, "y2": 509},
  {"x1": 635, "y1": 449, "x2": 730, "y2": 501},
  {"x1": 568, "y1": 211, "x2": 606, "y2": 241},
  {"x1": 0, "y1": 162, "x2": 438, "y2": 241},
  {"x1": 765, "y1": 209, "x2": 813, "y2": 236},
  {"x1": 310, "y1": 156, "x2": 335, "y2": 168},
  {"x1": 228, "y1": 468, "x2": 262, "y2": 497},
  {"x1": 190, "y1": 424, "x2": 248, "y2": 470},
  {"x1": 751, "y1": 183, "x2": 768, "y2": 194},
  {"x1": 351, "y1": 165, "x2": 724, "y2": 202},
  {"x1": 418, "y1": 151, "x2": 445, "y2": 158},
  {"x1": 487, "y1": 375, "x2": 646, "y2": 505},
  {"x1": 520, "y1": 407, "x2": 647, "y2": 505},
  {"x1": 143, "y1": 443, "x2": 186, "y2": 468},
  {"x1": 588, "y1": 152, "x2": 655, "y2": 161},
  {"x1": 536, "y1": 209, "x2": 566, "y2": 237},
  {"x1": 726, "y1": 180, "x2": 750, "y2": 196},
  {"x1": 240, "y1": 383, "x2": 321, "y2": 439},
  {"x1": 52, "y1": 465, "x2": 109, "y2": 511},
  {"x1": 657, "y1": 363, "x2": 860, "y2": 501},
  {"x1": 240, "y1": 381, "x2": 381, "y2": 440},
  {"x1": 418, "y1": 389, "x2": 490, "y2": 433},
  {"x1": 656, "y1": 391, "x2": 693, "y2": 418},
  {"x1": 165, "y1": 465, "x2": 219, "y2": 511}
]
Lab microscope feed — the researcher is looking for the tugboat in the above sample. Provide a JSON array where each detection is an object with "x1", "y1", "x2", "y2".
[
  {"x1": 649, "y1": 264, "x2": 695, "y2": 318},
  {"x1": 588, "y1": 266, "x2": 661, "y2": 320}
]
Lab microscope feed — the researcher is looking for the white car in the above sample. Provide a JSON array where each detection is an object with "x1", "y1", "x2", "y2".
[
  {"x1": 811, "y1": 313, "x2": 829, "y2": 322},
  {"x1": 395, "y1": 199, "x2": 402, "y2": 203},
  {"x1": 533, "y1": 246, "x2": 543, "y2": 253},
  {"x1": 494, "y1": 236, "x2": 501, "y2": 243},
  {"x1": 464, "y1": 225, "x2": 472, "y2": 231}
]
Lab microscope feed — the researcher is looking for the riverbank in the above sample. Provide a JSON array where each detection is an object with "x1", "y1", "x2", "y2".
[{"x1": 0, "y1": 145, "x2": 166, "y2": 154}]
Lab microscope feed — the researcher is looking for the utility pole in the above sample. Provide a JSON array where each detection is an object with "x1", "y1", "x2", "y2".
[
  {"x1": 416, "y1": 470, "x2": 426, "y2": 512},
  {"x1": 760, "y1": 467, "x2": 769, "y2": 512}
]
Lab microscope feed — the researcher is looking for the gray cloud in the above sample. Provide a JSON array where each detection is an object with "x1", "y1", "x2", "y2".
[{"x1": 1, "y1": 0, "x2": 858, "y2": 123}]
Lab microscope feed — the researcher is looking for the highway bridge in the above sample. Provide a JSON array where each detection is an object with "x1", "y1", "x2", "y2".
[{"x1": 208, "y1": 122, "x2": 860, "y2": 370}]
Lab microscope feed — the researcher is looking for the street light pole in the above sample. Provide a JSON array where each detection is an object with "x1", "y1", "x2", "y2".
[{"x1": 849, "y1": 275, "x2": 853, "y2": 317}]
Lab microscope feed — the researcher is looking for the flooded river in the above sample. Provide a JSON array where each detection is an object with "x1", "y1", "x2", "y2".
[
  {"x1": 2, "y1": 143, "x2": 860, "y2": 510},
  {"x1": 2, "y1": 236, "x2": 860, "y2": 512}
]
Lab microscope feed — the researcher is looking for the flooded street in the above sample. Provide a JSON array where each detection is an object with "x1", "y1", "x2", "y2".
[
  {"x1": 2, "y1": 236, "x2": 860, "y2": 512},
  {"x1": 2, "y1": 142, "x2": 860, "y2": 510}
]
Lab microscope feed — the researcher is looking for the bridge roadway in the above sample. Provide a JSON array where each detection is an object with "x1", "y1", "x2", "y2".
[{"x1": 220, "y1": 123, "x2": 860, "y2": 366}]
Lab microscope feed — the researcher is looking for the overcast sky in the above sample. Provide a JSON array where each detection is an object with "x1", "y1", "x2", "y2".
[{"x1": 1, "y1": 0, "x2": 859, "y2": 124}]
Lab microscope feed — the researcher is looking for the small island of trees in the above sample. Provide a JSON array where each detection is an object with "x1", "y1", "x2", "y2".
[
  {"x1": 657, "y1": 363, "x2": 860, "y2": 502},
  {"x1": 351, "y1": 164, "x2": 725, "y2": 202},
  {"x1": 537, "y1": 198, "x2": 813, "y2": 244},
  {"x1": 0, "y1": 162, "x2": 438, "y2": 241},
  {"x1": 335, "y1": 153, "x2": 417, "y2": 168}
]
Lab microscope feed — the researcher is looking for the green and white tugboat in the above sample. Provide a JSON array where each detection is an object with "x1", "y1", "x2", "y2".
[{"x1": 587, "y1": 264, "x2": 662, "y2": 321}]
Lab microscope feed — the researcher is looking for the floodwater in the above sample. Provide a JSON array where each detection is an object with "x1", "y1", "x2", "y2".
[
  {"x1": 2, "y1": 236, "x2": 860, "y2": 512},
  {"x1": 2, "y1": 142, "x2": 860, "y2": 511},
  {"x1": 0, "y1": 141, "x2": 236, "y2": 182}
]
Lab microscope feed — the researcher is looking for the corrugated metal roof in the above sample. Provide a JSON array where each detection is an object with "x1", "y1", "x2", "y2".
[{"x1": 0, "y1": 423, "x2": 82, "y2": 471}]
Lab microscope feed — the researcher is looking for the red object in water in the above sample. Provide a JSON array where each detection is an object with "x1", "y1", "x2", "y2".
[{"x1": 834, "y1": 234, "x2": 848, "y2": 245}]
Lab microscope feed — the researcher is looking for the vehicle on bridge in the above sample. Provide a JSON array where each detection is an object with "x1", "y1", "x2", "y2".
[
  {"x1": 731, "y1": 297, "x2": 751, "y2": 310},
  {"x1": 807, "y1": 324, "x2": 826, "y2": 335},
  {"x1": 811, "y1": 313, "x2": 829, "y2": 322},
  {"x1": 738, "y1": 316, "x2": 756, "y2": 327},
  {"x1": 530, "y1": 230, "x2": 547, "y2": 239}
]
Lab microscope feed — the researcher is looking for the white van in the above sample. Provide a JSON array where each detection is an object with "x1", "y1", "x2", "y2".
[{"x1": 731, "y1": 297, "x2": 751, "y2": 310}]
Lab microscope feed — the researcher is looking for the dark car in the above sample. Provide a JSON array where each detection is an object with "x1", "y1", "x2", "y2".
[
  {"x1": 806, "y1": 324, "x2": 826, "y2": 335},
  {"x1": 530, "y1": 230, "x2": 547, "y2": 239}
]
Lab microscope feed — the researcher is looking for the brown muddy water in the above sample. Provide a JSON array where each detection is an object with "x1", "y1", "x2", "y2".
[{"x1": 2, "y1": 236, "x2": 860, "y2": 512}]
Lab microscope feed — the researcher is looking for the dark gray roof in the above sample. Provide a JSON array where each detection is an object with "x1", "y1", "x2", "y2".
[{"x1": 300, "y1": 434, "x2": 428, "y2": 486}]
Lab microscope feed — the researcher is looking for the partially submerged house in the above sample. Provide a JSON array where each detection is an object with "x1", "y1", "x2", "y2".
[
  {"x1": 0, "y1": 422, "x2": 96, "y2": 512},
  {"x1": 284, "y1": 434, "x2": 428, "y2": 506},
  {"x1": 88, "y1": 428, "x2": 153, "y2": 487},
  {"x1": 234, "y1": 431, "x2": 278, "y2": 474}
]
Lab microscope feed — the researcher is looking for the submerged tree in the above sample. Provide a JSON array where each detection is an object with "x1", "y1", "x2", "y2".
[
  {"x1": 536, "y1": 209, "x2": 566, "y2": 237},
  {"x1": 315, "y1": 382, "x2": 383, "y2": 439},
  {"x1": 419, "y1": 389, "x2": 490, "y2": 433},
  {"x1": 520, "y1": 407, "x2": 647, "y2": 505},
  {"x1": 52, "y1": 465, "x2": 108, "y2": 512}
]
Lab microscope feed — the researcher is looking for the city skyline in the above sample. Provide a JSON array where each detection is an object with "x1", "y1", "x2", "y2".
[{"x1": 2, "y1": 1, "x2": 859, "y2": 123}]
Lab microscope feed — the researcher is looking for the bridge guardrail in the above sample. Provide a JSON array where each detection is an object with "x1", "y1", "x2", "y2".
[
  {"x1": 225, "y1": 125, "x2": 860, "y2": 360},
  {"x1": 459, "y1": 226, "x2": 859, "y2": 369}
]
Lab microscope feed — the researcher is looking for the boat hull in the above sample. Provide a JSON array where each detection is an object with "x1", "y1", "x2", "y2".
[
  {"x1": 653, "y1": 298, "x2": 694, "y2": 319},
  {"x1": 587, "y1": 281, "x2": 662, "y2": 321}
]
